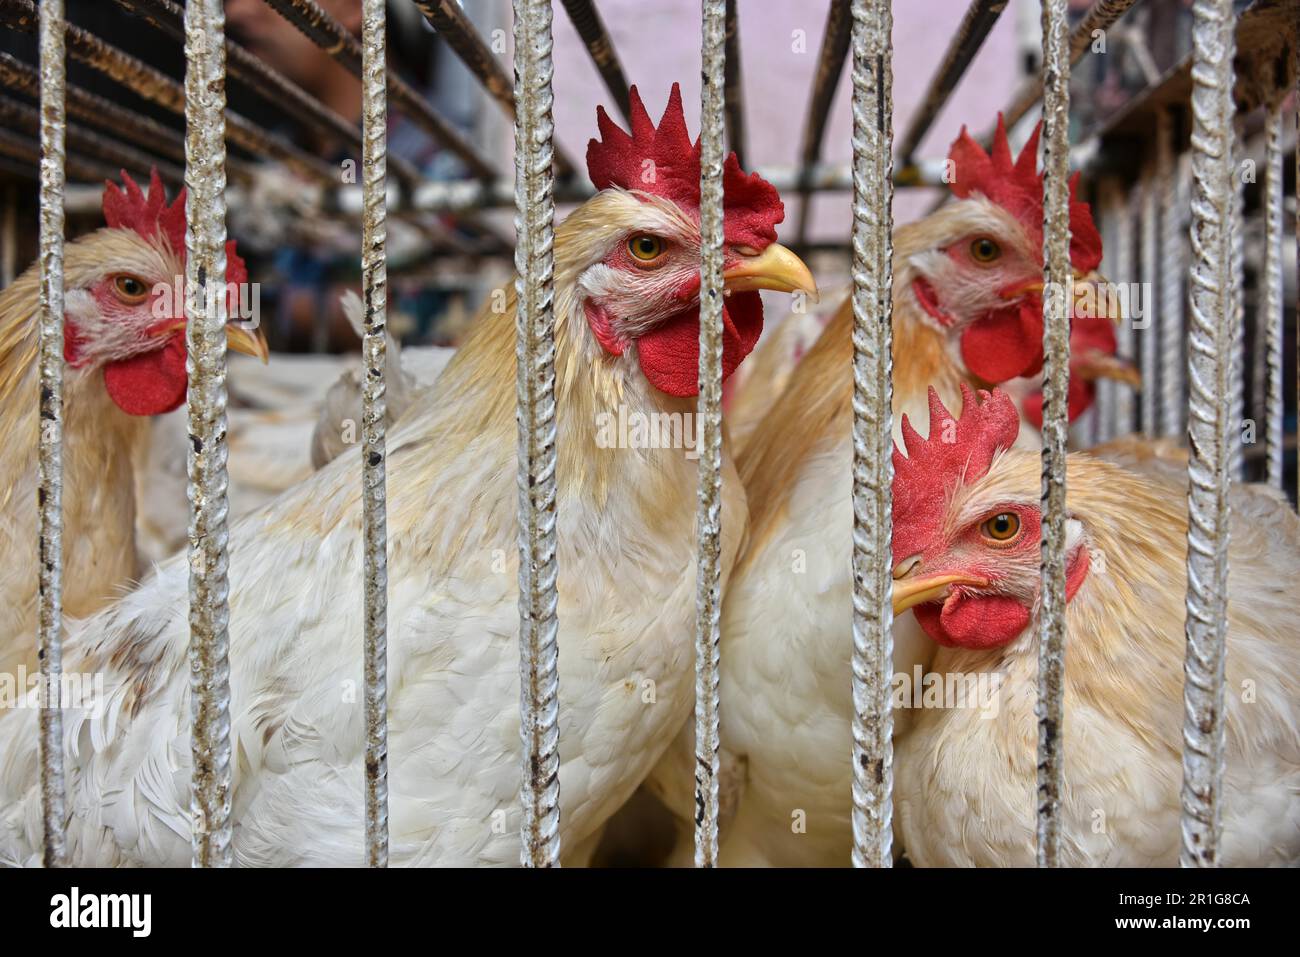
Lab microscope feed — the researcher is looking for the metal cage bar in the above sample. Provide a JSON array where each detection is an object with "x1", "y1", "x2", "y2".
[
  {"x1": 1139, "y1": 157, "x2": 1160, "y2": 436},
  {"x1": 512, "y1": 0, "x2": 561, "y2": 869},
  {"x1": 36, "y1": 0, "x2": 67, "y2": 870},
  {"x1": 723, "y1": 0, "x2": 746, "y2": 168},
  {"x1": 1159, "y1": 111, "x2": 1187, "y2": 440},
  {"x1": 1180, "y1": 0, "x2": 1237, "y2": 869},
  {"x1": 1111, "y1": 182, "x2": 1137, "y2": 439},
  {"x1": 1003, "y1": 0, "x2": 1138, "y2": 132},
  {"x1": 262, "y1": 0, "x2": 498, "y2": 180},
  {"x1": 360, "y1": 0, "x2": 391, "y2": 870},
  {"x1": 559, "y1": 0, "x2": 632, "y2": 122},
  {"x1": 896, "y1": 0, "x2": 1007, "y2": 169},
  {"x1": 794, "y1": 0, "x2": 851, "y2": 246},
  {"x1": 183, "y1": 0, "x2": 235, "y2": 870},
  {"x1": 693, "y1": 0, "x2": 726, "y2": 870},
  {"x1": 848, "y1": 0, "x2": 895, "y2": 870},
  {"x1": 1036, "y1": 0, "x2": 1072, "y2": 869},
  {"x1": 1229, "y1": 140, "x2": 1245, "y2": 479}
]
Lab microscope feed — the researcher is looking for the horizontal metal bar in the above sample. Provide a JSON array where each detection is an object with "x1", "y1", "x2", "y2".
[
  {"x1": 107, "y1": 0, "x2": 420, "y2": 189},
  {"x1": 262, "y1": 0, "x2": 499, "y2": 180},
  {"x1": 0, "y1": 51, "x2": 257, "y2": 183},
  {"x1": 0, "y1": 93, "x2": 185, "y2": 185},
  {"x1": 794, "y1": 0, "x2": 852, "y2": 245},
  {"x1": 0, "y1": 0, "x2": 337, "y2": 183},
  {"x1": 0, "y1": 125, "x2": 121, "y2": 182},
  {"x1": 723, "y1": 0, "x2": 746, "y2": 168},
  {"x1": 559, "y1": 0, "x2": 632, "y2": 122},
  {"x1": 398, "y1": 160, "x2": 949, "y2": 213},
  {"x1": 1002, "y1": 0, "x2": 1139, "y2": 131},
  {"x1": 896, "y1": 0, "x2": 1007, "y2": 166}
]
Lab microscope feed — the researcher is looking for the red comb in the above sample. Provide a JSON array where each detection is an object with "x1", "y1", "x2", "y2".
[
  {"x1": 586, "y1": 83, "x2": 784, "y2": 249},
  {"x1": 948, "y1": 115, "x2": 1102, "y2": 273},
  {"x1": 892, "y1": 385, "x2": 1021, "y2": 559},
  {"x1": 102, "y1": 168, "x2": 247, "y2": 289}
]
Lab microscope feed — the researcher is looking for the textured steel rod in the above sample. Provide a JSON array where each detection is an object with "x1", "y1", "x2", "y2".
[
  {"x1": 262, "y1": 0, "x2": 498, "y2": 180},
  {"x1": 512, "y1": 0, "x2": 561, "y2": 869},
  {"x1": 1112, "y1": 182, "x2": 1137, "y2": 437},
  {"x1": 559, "y1": 0, "x2": 632, "y2": 121},
  {"x1": 848, "y1": 0, "x2": 895, "y2": 870},
  {"x1": 1229, "y1": 136, "x2": 1245, "y2": 480},
  {"x1": 1036, "y1": 0, "x2": 1071, "y2": 870},
  {"x1": 1140, "y1": 157, "x2": 1160, "y2": 436},
  {"x1": 722, "y1": 0, "x2": 746, "y2": 169},
  {"x1": 360, "y1": 0, "x2": 390, "y2": 869},
  {"x1": 1003, "y1": 0, "x2": 1138, "y2": 132},
  {"x1": 896, "y1": 0, "x2": 1007, "y2": 167},
  {"x1": 693, "y1": 0, "x2": 726, "y2": 870},
  {"x1": 36, "y1": 0, "x2": 67, "y2": 870},
  {"x1": 794, "y1": 0, "x2": 852, "y2": 246},
  {"x1": 0, "y1": 0, "x2": 336, "y2": 184},
  {"x1": 1180, "y1": 0, "x2": 1236, "y2": 869},
  {"x1": 0, "y1": 127, "x2": 119, "y2": 183},
  {"x1": 1092, "y1": 182, "x2": 1117, "y2": 443},
  {"x1": 183, "y1": 0, "x2": 234, "y2": 870},
  {"x1": 1, "y1": 184, "x2": 14, "y2": 287},
  {"x1": 0, "y1": 52, "x2": 259, "y2": 183},
  {"x1": 105, "y1": 0, "x2": 405, "y2": 177},
  {"x1": 0, "y1": 94, "x2": 185, "y2": 186},
  {"x1": 1160, "y1": 112, "x2": 1188, "y2": 439}
]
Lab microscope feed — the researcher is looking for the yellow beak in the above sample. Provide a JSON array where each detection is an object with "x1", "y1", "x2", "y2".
[
  {"x1": 892, "y1": 572, "x2": 989, "y2": 615},
  {"x1": 225, "y1": 322, "x2": 270, "y2": 364},
  {"x1": 722, "y1": 243, "x2": 819, "y2": 301},
  {"x1": 150, "y1": 318, "x2": 270, "y2": 364},
  {"x1": 999, "y1": 271, "x2": 1123, "y2": 326}
]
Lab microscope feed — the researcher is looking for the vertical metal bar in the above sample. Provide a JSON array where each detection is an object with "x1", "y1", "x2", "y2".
[
  {"x1": 36, "y1": 0, "x2": 67, "y2": 870},
  {"x1": 722, "y1": 0, "x2": 747, "y2": 168},
  {"x1": 694, "y1": 0, "x2": 726, "y2": 870},
  {"x1": 512, "y1": 0, "x2": 561, "y2": 869},
  {"x1": 2, "y1": 184, "x2": 16, "y2": 287},
  {"x1": 360, "y1": 0, "x2": 389, "y2": 869},
  {"x1": 1180, "y1": 0, "x2": 1236, "y2": 869},
  {"x1": 1260, "y1": 103, "x2": 1284, "y2": 491},
  {"x1": 1036, "y1": 0, "x2": 1071, "y2": 870},
  {"x1": 1093, "y1": 182, "x2": 1118, "y2": 443},
  {"x1": 1159, "y1": 112, "x2": 1187, "y2": 439},
  {"x1": 1140, "y1": 158, "x2": 1160, "y2": 436},
  {"x1": 848, "y1": 0, "x2": 894, "y2": 870},
  {"x1": 558, "y1": 0, "x2": 632, "y2": 121},
  {"x1": 184, "y1": 0, "x2": 234, "y2": 869},
  {"x1": 1229, "y1": 138, "x2": 1245, "y2": 479},
  {"x1": 1112, "y1": 183, "x2": 1138, "y2": 437}
]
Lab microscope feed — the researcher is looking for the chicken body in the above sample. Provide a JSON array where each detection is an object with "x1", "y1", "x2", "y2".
[
  {"x1": 0, "y1": 123, "x2": 813, "y2": 864},
  {"x1": 642, "y1": 120, "x2": 1119, "y2": 865},
  {"x1": 893, "y1": 445, "x2": 1300, "y2": 866},
  {"x1": 0, "y1": 172, "x2": 262, "y2": 679},
  {"x1": 0, "y1": 252, "x2": 147, "y2": 678}
]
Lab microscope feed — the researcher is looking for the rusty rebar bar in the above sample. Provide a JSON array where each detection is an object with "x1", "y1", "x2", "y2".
[
  {"x1": 848, "y1": 0, "x2": 895, "y2": 870},
  {"x1": 559, "y1": 0, "x2": 632, "y2": 122},
  {"x1": 183, "y1": 0, "x2": 234, "y2": 870},
  {"x1": 36, "y1": 0, "x2": 67, "y2": 871},
  {"x1": 1036, "y1": 0, "x2": 1072, "y2": 870},
  {"x1": 512, "y1": 0, "x2": 561, "y2": 869}
]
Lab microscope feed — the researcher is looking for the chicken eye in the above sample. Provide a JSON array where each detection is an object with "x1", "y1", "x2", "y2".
[
  {"x1": 628, "y1": 234, "x2": 665, "y2": 262},
  {"x1": 969, "y1": 237, "x2": 1001, "y2": 264},
  {"x1": 112, "y1": 275, "x2": 150, "y2": 304},
  {"x1": 981, "y1": 512, "x2": 1021, "y2": 542}
]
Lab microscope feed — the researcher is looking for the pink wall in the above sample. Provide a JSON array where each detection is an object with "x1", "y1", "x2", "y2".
[{"x1": 528, "y1": 0, "x2": 1025, "y2": 239}]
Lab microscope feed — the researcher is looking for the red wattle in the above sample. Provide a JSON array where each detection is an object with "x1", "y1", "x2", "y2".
[
  {"x1": 959, "y1": 301, "x2": 1044, "y2": 384},
  {"x1": 102, "y1": 334, "x2": 188, "y2": 416},
  {"x1": 915, "y1": 592, "x2": 1031, "y2": 649},
  {"x1": 635, "y1": 290, "x2": 764, "y2": 398}
]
